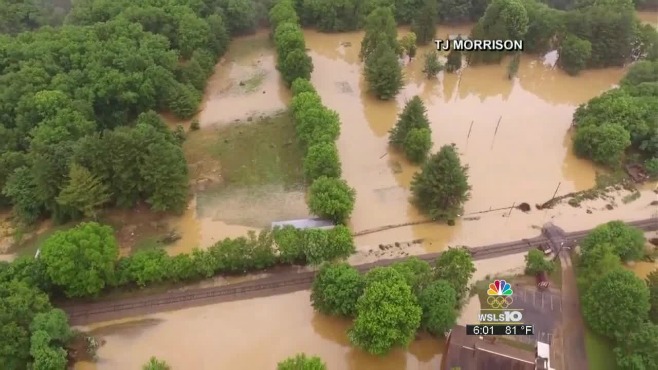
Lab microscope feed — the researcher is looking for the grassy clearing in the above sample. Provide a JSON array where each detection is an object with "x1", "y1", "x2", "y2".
[
  {"x1": 549, "y1": 259, "x2": 562, "y2": 289},
  {"x1": 10, "y1": 222, "x2": 76, "y2": 258},
  {"x1": 584, "y1": 326, "x2": 618, "y2": 370},
  {"x1": 185, "y1": 112, "x2": 304, "y2": 189}
]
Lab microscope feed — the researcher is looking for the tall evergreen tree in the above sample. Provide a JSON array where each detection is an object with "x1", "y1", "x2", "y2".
[
  {"x1": 365, "y1": 35, "x2": 403, "y2": 100},
  {"x1": 389, "y1": 96, "x2": 433, "y2": 163},
  {"x1": 360, "y1": 7, "x2": 399, "y2": 60},
  {"x1": 411, "y1": 0, "x2": 438, "y2": 45},
  {"x1": 56, "y1": 163, "x2": 110, "y2": 219},
  {"x1": 410, "y1": 144, "x2": 471, "y2": 221}
]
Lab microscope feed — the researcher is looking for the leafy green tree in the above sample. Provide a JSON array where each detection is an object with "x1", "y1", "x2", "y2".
[
  {"x1": 310, "y1": 263, "x2": 364, "y2": 317},
  {"x1": 365, "y1": 35, "x2": 403, "y2": 100},
  {"x1": 524, "y1": 249, "x2": 555, "y2": 275},
  {"x1": 577, "y1": 244, "x2": 622, "y2": 292},
  {"x1": 574, "y1": 123, "x2": 631, "y2": 167},
  {"x1": 411, "y1": 0, "x2": 438, "y2": 45},
  {"x1": 2, "y1": 166, "x2": 43, "y2": 224},
  {"x1": 445, "y1": 50, "x2": 462, "y2": 73},
  {"x1": 360, "y1": 7, "x2": 399, "y2": 60},
  {"x1": 418, "y1": 280, "x2": 457, "y2": 335},
  {"x1": 140, "y1": 140, "x2": 189, "y2": 213},
  {"x1": 274, "y1": 23, "x2": 306, "y2": 60},
  {"x1": 290, "y1": 92, "x2": 323, "y2": 117},
  {"x1": 273, "y1": 226, "x2": 305, "y2": 264},
  {"x1": 142, "y1": 356, "x2": 171, "y2": 370},
  {"x1": 614, "y1": 323, "x2": 658, "y2": 370},
  {"x1": 399, "y1": 32, "x2": 418, "y2": 59},
  {"x1": 40, "y1": 222, "x2": 119, "y2": 297},
  {"x1": 291, "y1": 78, "x2": 317, "y2": 96},
  {"x1": 277, "y1": 353, "x2": 327, "y2": 370},
  {"x1": 403, "y1": 128, "x2": 432, "y2": 164},
  {"x1": 221, "y1": 0, "x2": 257, "y2": 35},
  {"x1": 269, "y1": 0, "x2": 300, "y2": 31},
  {"x1": 469, "y1": 0, "x2": 528, "y2": 64},
  {"x1": 410, "y1": 145, "x2": 471, "y2": 221},
  {"x1": 582, "y1": 269, "x2": 650, "y2": 339},
  {"x1": 294, "y1": 105, "x2": 341, "y2": 147},
  {"x1": 308, "y1": 177, "x2": 356, "y2": 224},
  {"x1": 390, "y1": 257, "x2": 433, "y2": 294},
  {"x1": 559, "y1": 34, "x2": 592, "y2": 76},
  {"x1": 56, "y1": 163, "x2": 110, "y2": 219},
  {"x1": 279, "y1": 48, "x2": 314, "y2": 87},
  {"x1": 29, "y1": 331, "x2": 67, "y2": 370},
  {"x1": 422, "y1": 51, "x2": 444, "y2": 78},
  {"x1": 645, "y1": 158, "x2": 658, "y2": 179},
  {"x1": 29, "y1": 309, "x2": 73, "y2": 346},
  {"x1": 0, "y1": 280, "x2": 53, "y2": 370},
  {"x1": 621, "y1": 60, "x2": 658, "y2": 87},
  {"x1": 434, "y1": 247, "x2": 475, "y2": 302},
  {"x1": 648, "y1": 271, "x2": 658, "y2": 324},
  {"x1": 302, "y1": 226, "x2": 355, "y2": 264},
  {"x1": 580, "y1": 221, "x2": 646, "y2": 263},
  {"x1": 348, "y1": 267, "x2": 422, "y2": 355}
]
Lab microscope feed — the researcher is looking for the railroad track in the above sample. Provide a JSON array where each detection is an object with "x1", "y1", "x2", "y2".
[{"x1": 62, "y1": 217, "x2": 657, "y2": 325}]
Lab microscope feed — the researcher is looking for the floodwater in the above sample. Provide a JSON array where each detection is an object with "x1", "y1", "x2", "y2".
[
  {"x1": 637, "y1": 11, "x2": 658, "y2": 27},
  {"x1": 628, "y1": 261, "x2": 657, "y2": 279},
  {"x1": 304, "y1": 24, "x2": 657, "y2": 255},
  {"x1": 73, "y1": 291, "x2": 444, "y2": 370}
]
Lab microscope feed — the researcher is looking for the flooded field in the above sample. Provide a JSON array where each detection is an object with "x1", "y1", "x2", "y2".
[
  {"x1": 637, "y1": 11, "x2": 658, "y2": 27},
  {"x1": 304, "y1": 24, "x2": 657, "y2": 254},
  {"x1": 73, "y1": 291, "x2": 444, "y2": 370}
]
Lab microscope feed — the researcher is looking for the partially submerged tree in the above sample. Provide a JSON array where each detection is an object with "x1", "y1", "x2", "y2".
[
  {"x1": 364, "y1": 34, "x2": 403, "y2": 100},
  {"x1": 410, "y1": 145, "x2": 471, "y2": 222},
  {"x1": 277, "y1": 353, "x2": 327, "y2": 370},
  {"x1": 399, "y1": 32, "x2": 417, "y2": 60},
  {"x1": 360, "y1": 7, "x2": 399, "y2": 60},
  {"x1": 411, "y1": 0, "x2": 438, "y2": 45},
  {"x1": 308, "y1": 177, "x2": 356, "y2": 224},
  {"x1": 580, "y1": 221, "x2": 645, "y2": 263},
  {"x1": 434, "y1": 247, "x2": 475, "y2": 302},
  {"x1": 348, "y1": 267, "x2": 422, "y2": 355},
  {"x1": 310, "y1": 263, "x2": 364, "y2": 317},
  {"x1": 423, "y1": 51, "x2": 444, "y2": 78},
  {"x1": 418, "y1": 280, "x2": 457, "y2": 335},
  {"x1": 143, "y1": 357, "x2": 171, "y2": 370},
  {"x1": 389, "y1": 96, "x2": 433, "y2": 163}
]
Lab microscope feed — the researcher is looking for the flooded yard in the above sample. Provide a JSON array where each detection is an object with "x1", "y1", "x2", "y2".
[{"x1": 73, "y1": 291, "x2": 444, "y2": 370}]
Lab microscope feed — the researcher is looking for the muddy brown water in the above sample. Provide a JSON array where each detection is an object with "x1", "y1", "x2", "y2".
[
  {"x1": 637, "y1": 11, "x2": 658, "y2": 27},
  {"x1": 73, "y1": 291, "x2": 444, "y2": 370}
]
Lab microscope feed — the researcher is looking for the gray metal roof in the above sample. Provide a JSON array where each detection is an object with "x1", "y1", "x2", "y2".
[{"x1": 271, "y1": 218, "x2": 335, "y2": 230}]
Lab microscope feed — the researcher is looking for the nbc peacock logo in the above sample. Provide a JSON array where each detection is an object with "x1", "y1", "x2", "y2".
[{"x1": 486, "y1": 279, "x2": 513, "y2": 308}]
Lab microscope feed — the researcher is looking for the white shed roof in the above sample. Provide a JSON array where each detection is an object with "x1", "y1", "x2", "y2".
[{"x1": 271, "y1": 218, "x2": 335, "y2": 230}]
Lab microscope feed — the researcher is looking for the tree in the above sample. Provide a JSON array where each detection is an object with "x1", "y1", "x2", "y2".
[
  {"x1": 277, "y1": 353, "x2": 327, "y2": 370},
  {"x1": 422, "y1": 51, "x2": 443, "y2": 79},
  {"x1": 577, "y1": 244, "x2": 622, "y2": 292},
  {"x1": 582, "y1": 269, "x2": 650, "y2": 339},
  {"x1": 403, "y1": 128, "x2": 433, "y2": 164},
  {"x1": 348, "y1": 267, "x2": 422, "y2": 355},
  {"x1": 399, "y1": 32, "x2": 418, "y2": 60},
  {"x1": 524, "y1": 249, "x2": 555, "y2": 275},
  {"x1": 221, "y1": 0, "x2": 257, "y2": 35},
  {"x1": 410, "y1": 145, "x2": 471, "y2": 221},
  {"x1": 56, "y1": 163, "x2": 110, "y2": 219},
  {"x1": 434, "y1": 247, "x2": 475, "y2": 302},
  {"x1": 648, "y1": 271, "x2": 658, "y2": 324},
  {"x1": 274, "y1": 23, "x2": 306, "y2": 60},
  {"x1": 308, "y1": 177, "x2": 356, "y2": 224},
  {"x1": 302, "y1": 226, "x2": 356, "y2": 265},
  {"x1": 580, "y1": 221, "x2": 645, "y2": 263},
  {"x1": 40, "y1": 222, "x2": 118, "y2": 297},
  {"x1": 411, "y1": 0, "x2": 438, "y2": 45},
  {"x1": 303, "y1": 142, "x2": 342, "y2": 181},
  {"x1": 389, "y1": 96, "x2": 431, "y2": 147},
  {"x1": 418, "y1": 280, "x2": 458, "y2": 335},
  {"x1": 469, "y1": 0, "x2": 528, "y2": 64},
  {"x1": 140, "y1": 140, "x2": 189, "y2": 213},
  {"x1": 279, "y1": 49, "x2": 314, "y2": 87},
  {"x1": 291, "y1": 78, "x2": 317, "y2": 96},
  {"x1": 29, "y1": 309, "x2": 72, "y2": 345},
  {"x1": 614, "y1": 323, "x2": 658, "y2": 370},
  {"x1": 390, "y1": 257, "x2": 433, "y2": 294},
  {"x1": 573, "y1": 123, "x2": 631, "y2": 167},
  {"x1": 445, "y1": 50, "x2": 462, "y2": 73},
  {"x1": 143, "y1": 357, "x2": 171, "y2": 370},
  {"x1": 269, "y1": 0, "x2": 300, "y2": 32},
  {"x1": 310, "y1": 263, "x2": 364, "y2": 317},
  {"x1": 558, "y1": 34, "x2": 592, "y2": 76},
  {"x1": 364, "y1": 35, "x2": 403, "y2": 100},
  {"x1": 360, "y1": 7, "x2": 399, "y2": 60}
]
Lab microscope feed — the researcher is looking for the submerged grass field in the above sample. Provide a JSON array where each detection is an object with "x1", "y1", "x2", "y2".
[{"x1": 584, "y1": 326, "x2": 618, "y2": 370}]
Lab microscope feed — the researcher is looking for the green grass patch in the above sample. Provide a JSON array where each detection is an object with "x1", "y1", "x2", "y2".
[
  {"x1": 241, "y1": 70, "x2": 266, "y2": 93},
  {"x1": 203, "y1": 113, "x2": 304, "y2": 188},
  {"x1": 10, "y1": 222, "x2": 76, "y2": 258},
  {"x1": 584, "y1": 326, "x2": 618, "y2": 370},
  {"x1": 621, "y1": 190, "x2": 641, "y2": 204},
  {"x1": 549, "y1": 259, "x2": 562, "y2": 289}
]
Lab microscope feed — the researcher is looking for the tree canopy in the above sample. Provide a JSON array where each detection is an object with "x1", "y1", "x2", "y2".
[
  {"x1": 311, "y1": 263, "x2": 364, "y2": 317},
  {"x1": 580, "y1": 221, "x2": 646, "y2": 263},
  {"x1": 582, "y1": 269, "x2": 650, "y2": 339},
  {"x1": 614, "y1": 323, "x2": 658, "y2": 370},
  {"x1": 417, "y1": 280, "x2": 457, "y2": 335},
  {"x1": 410, "y1": 145, "x2": 471, "y2": 222},
  {"x1": 277, "y1": 353, "x2": 327, "y2": 370},
  {"x1": 648, "y1": 271, "x2": 658, "y2": 324},
  {"x1": 308, "y1": 176, "x2": 356, "y2": 224},
  {"x1": 348, "y1": 267, "x2": 422, "y2": 355},
  {"x1": 524, "y1": 249, "x2": 555, "y2": 275},
  {"x1": 389, "y1": 96, "x2": 433, "y2": 164},
  {"x1": 142, "y1": 357, "x2": 171, "y2": 370},
  {"x1": 434, "y1": 247, "x2": 475, "y2": 302}
]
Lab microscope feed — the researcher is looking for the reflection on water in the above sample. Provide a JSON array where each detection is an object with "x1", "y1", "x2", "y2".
[{"x1": 73, "y1": 291, "x2": 444, "y2": 370}]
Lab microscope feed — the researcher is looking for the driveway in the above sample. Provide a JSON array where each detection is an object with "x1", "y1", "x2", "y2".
[{"x1": 510, "y1": 286, "x2": 562, "y2": 345}]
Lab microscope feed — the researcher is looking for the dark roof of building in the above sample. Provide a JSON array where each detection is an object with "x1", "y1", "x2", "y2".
[{"x1": 444, "y1": 325, "x2": 536, "y2": 370}]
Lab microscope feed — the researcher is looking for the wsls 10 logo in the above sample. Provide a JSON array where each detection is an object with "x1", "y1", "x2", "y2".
[{"x1": 478, "y1": 279, "x2": 523, "y2": 323}]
